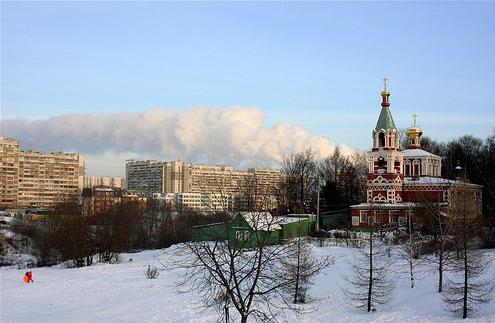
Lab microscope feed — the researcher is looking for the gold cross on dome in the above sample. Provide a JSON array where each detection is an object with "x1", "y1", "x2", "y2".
[
  {"x1": 383, "y1": 76, "x2": 388, "y2": 91},
  {"x1": 413, "y1": 114, "x2": 417, "y2": 127}
]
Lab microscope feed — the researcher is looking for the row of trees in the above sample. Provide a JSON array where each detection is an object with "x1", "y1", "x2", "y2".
[
  {"x1": 417, "y1": 134, "x2": 495, "y2": 244},
  {"x1": 345, "y1": 185, "x2": 493, "y2": 319},
  {"x1": 279, "y1": 148, "x2": 367, "y2": 215},
  {"x1": 12, "y1": 200, "x2": 230, "y2": 267}
]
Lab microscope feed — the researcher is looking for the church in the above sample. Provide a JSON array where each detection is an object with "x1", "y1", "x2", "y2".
[{"x1": 350, "y1": 79, "x2": 482, "y2": 229}]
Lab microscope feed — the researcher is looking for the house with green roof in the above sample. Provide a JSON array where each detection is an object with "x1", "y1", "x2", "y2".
[{"x1": 191, "y1": 212, "x2": 313, "y2": 248}]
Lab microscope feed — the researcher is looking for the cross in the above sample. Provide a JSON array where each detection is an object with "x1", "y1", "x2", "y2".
[
  {"x1": 383, "y1": 76, "x2": 388, "y2": 91},
  {"x1": 413, "y1": 114, "x2": 417, "y2": 127}
]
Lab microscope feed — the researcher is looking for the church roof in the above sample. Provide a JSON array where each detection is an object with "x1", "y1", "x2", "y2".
[
  {"x1": 375, "y1": 106, "x2": 397, "y2": 131},
  {"x1": 402, "y1": 148, "x2": 441, "y2": 158},
  {"x1": 403, "y1": 176, "x2": 482, "y2": 188}
]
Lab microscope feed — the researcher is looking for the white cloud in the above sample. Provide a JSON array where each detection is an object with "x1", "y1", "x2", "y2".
[{"x1": 1, "y1": 106, "x2": 352, "y2": 174}]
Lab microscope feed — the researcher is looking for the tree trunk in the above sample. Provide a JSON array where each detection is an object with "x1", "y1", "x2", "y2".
[
  {"x1": 409, "y1": 214, "x2": 415, "y2": 288},
  {"x1": 438, "y1": 242, "x2": 443, "y2": 293},
  {"x1": 294, "y1": 238, "x2": 301, "y2": 304},
  {"x1": 367, "y1": 231, "x2": 373, "y2": 312},
  {"x1": 463, "y1": 241, "x2": 468, "y2": 319},
  {"x1": 462, "y1": 198, "x2": 468, "y2": 319}
]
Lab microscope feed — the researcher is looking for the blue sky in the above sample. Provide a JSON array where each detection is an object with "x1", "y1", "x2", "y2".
[{"x1": 1, "y1": 2, "x2": 494, "y2": 174}]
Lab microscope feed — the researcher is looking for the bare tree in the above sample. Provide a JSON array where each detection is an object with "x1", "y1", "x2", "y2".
[
  {"x1": 344, "y1": 210, "x2": 395, "y2": 312},
  {"x1": 395, "y1": 207, "x2": 427, "y2": 289},
  {"x1": 396, "y1": 230, "x2": 426, "y2": 289},
  {"x1": 48, "y1": 203, "x2": 94, "y2": 267},
  {"x1": 281, "y1": 149, "x2": 319, "y2": 214},
  {"x1": 417, "y1": 193, "x2": 456, "y2": 293},
  {"x1": 166, "y1": 209, "x2": 327, "y2": 322},
  {"x1": 442, "y1": 184, "x2": 494, "y2": 319},
  {"x1": 278, "y1": 235, "x2": 333, "y2": 303},
  {"x1": 319, "y1": 149, "x2": 367, "y2": 208}
]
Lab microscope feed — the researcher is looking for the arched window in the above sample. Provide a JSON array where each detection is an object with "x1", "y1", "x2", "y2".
[
  {"x1": 378, "y1": 132, "x2": 385, "y2": 147},
  {"x1": 413, "y1": 160, "x2": 420, "y2": 177},
  {"x1": 378, "y1": 156, "x2": 386, "y2": 172}
]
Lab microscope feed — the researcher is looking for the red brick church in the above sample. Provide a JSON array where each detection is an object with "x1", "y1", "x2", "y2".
[{"x1": 350, "y1": 79, "x2": 482, "y2": 229}]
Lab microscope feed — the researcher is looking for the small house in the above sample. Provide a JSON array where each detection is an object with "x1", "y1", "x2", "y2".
[{"x1": 191, "y1": 212, "x2": 314, "y2": 248}]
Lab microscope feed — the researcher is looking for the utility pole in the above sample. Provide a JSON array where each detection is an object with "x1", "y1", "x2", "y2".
[{"x1": 316, "y1": 177, "x2": 320, "y2": 232}]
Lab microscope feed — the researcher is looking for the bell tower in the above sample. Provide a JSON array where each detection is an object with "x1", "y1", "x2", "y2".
[{"x1": 367, "y1": 78, "x2": 404, "y2": 203}]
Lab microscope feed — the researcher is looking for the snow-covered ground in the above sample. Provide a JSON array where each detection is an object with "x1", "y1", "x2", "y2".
[{"x1": 1, "y1": 244, "x2": 494, "y2": 323}]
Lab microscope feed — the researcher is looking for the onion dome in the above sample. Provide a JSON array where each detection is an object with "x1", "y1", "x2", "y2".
[{"x1": 406, "y1": 114, "x2": 423, "y2": 149}]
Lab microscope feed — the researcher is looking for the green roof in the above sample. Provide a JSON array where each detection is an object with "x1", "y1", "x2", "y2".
[{"x1": 375, "y1": 106, "x2": 397, "y2": 131}]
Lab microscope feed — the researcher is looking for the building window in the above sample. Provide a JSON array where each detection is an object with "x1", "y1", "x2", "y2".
[
  {"x1": 378, "y1": 132, "x2": 385, "y2": 147},
  {"x1": 413, "y1": 160, "x2": 420, "y2": 177},
  {"x1": 377, "y1": 157, "x2": 386, "y2": 172},
  {"x1": 389, "y1": 210, "x2": 399, "y2": 223},
  {"x1": 352, "y1": 216, "x2": 359, "y2": 226},
  {"x1": 372, "y1": 210, "x2": 383, "y2": 224},
  {"x1": 360, "y1": 211, "x2": 368, "y2": 223},
  {"x1": 236, "y1": 230, "x2": 249, "y2": 241}
]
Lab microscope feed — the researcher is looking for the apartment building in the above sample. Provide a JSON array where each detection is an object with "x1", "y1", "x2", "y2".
[
  {"x1": 0, "y1": 137, "x2": 84, "y2": 209},
  {"x1": 127, "y1": 159, "x2": 283, "y2": 210},
  {"x1": 152, "y1": 192, "x2": 232, "y2": 211},
  {"x1": 83, "y1": 185, "x2": 146, "y2": 215},
  {"x1": 163, "y1": 160, "x2": 190, "y2": 193},
  {"x1": 125, "y1": 160, "x2": 166, "y2": 193},
  {"x1": 17, "y1": 150, "x2": 84, "y2": 208},
  {"x1": 84, "y1": 176, "x2": 125, "y2": 189},
  {"x1": 0, "y1": 137, "x2": 19, "y2": 209}
]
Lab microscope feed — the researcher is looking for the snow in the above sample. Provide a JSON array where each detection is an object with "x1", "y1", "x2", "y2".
[
  {"x1": 350, "y1": 202, "x2": 418, "y2": 209},
  {"x1": 403, "y1": 176, "x2": 460, "y2": 185},
  {"x1": 239, "y1": 212, "x2": 282, "y2": 231},
  {"x1": 275, "y1": 216, "x2": 308, "y2": 225},
  {"x1": 402, "y1": 149, "x2": 441, "y2": 158},
  {"x1": 1, "y1": 245, "x2": 494, "y2": 322},
  {"x1": 0, "y1": 216, "x2": 15, "y2": 223}
]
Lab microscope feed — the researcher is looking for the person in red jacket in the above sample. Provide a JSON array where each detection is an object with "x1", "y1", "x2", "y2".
[{"x1": 23, "y1": 271, "x2": 33, "y2": 283}]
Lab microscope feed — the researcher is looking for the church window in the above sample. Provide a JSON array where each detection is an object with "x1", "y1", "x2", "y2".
[
  {"x1": 378, "y1": 132, "x2": 385, "y2": 147},
  {"x1": 378, "y1": 157, "x2": 386, "y2": 172},
  {"x1": 352, "y1": 216, "x2": 359, "y2": 226},
  {"x1": 389, "y1": 210, "x2": 399, "y2": 223},
  {"x1": 412, "y1": 160, "x2": 420, "y2": 177},
  {"x1": 360, "y1": 211, "x2": 368, "y2": 223}
]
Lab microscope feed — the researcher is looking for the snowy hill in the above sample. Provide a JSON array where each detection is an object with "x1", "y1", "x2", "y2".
[{"x1": 1, "y1": 244, "x2": 494, "y2": 322}]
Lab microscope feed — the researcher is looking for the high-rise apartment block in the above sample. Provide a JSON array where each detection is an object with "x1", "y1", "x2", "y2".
[
  {"x1": 126, "y1": 160, "x2": 283, "y2": 209},
  {"x1": 126, "y1": 160, "x2": 282, "y2": 195},
  {"x1": 0, "y1": 137, "x2": 20, "y2": 209},
  {"x1": 125, "y1": 160, "x2": 166, "y2": 193},
  {"x1": 0, "y1": 137, "x2": 84, "y2": 209},
  {"x1": 84, "y1": 176, "x2": 125, "y2": 189}
]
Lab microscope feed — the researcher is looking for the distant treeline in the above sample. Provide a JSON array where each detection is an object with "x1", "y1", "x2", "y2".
[{"x1": 419, "y1": 134, "x2": 494, "y2": 220}]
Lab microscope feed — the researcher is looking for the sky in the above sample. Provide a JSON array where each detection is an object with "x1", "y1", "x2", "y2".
[{"x1": 1, "y1": 1, "x2": 494, "y2": 176}]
